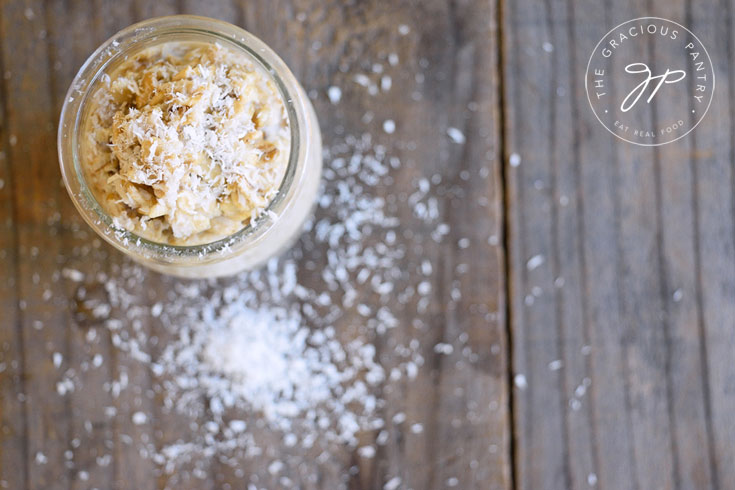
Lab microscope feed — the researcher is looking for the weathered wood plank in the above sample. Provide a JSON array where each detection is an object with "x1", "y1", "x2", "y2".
[
  {"x1": 567, "y1": 9, "x2": 638, "y2": 489},
  {"x1": 505, "y1": 1, "x2": 729, "y2": 489},
  {"x1": 426, "y1": 0, "x2": 508, "y2": 487},
  {"x1": 0, "y1": 15, "x2": 26, "y2": 490},
  {"x1": 92, "y1": 2, "x2": 160, "y2": 489},
  {"x1": 540, "y1": 4, "x2": 597, "y2": 490},
  {"x1": 44, "y1": 1, "x2": 121, "y2": 488},
  {"x1": 611, "y1": 3, "x2": 677, "y2": 488},
  {"x1": 653, "y1": 4, "x2": 717, "y2": 490},
  {"x1": 691, "y1": 1, "x2": 735, "y2": 488},
  {"x1": 504, "y1": 1, "x2": 568, "y2": 488},
  {"x1": 236, "y1": 2, "x2": 509, "y2": 489},
  {"x1": 0, "y1": 0, "x2": 74, "y2": 488}
]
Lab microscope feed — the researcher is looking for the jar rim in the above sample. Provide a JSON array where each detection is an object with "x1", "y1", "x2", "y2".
[{"x1": 58, "y1": 15, "x2": 307, "y2": 260}]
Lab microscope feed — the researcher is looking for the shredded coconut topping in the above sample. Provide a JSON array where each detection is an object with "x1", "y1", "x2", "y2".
[{"x1": 81, "y1": 42, "x2": 290, "y2": 245}]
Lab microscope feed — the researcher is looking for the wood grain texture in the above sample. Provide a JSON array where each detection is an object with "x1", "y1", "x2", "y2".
[
  {"x1": 0, "y1": 1, "x2": 72, "y2": 488},
  {"x1": 692, "y1": 1, "x2": 735, "y2": 488},
  {"x1": 504, "y1": 1, "x2": 732, "y2": 490},
  {"x1": 4, "y1": 0, "x2": 735, "y2": 488},
  {"x1": 0, "y1": 1, "x2": 508, "y2": 489}
]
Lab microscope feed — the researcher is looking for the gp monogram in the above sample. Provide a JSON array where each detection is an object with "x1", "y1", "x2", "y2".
[{"x1": 586, "y1": 17, "x2": 714, "y2": 146}]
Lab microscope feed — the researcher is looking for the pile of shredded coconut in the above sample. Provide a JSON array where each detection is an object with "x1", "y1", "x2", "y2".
[{"x1": 81, "y1": 42, "x2": 290, "y2": 245}]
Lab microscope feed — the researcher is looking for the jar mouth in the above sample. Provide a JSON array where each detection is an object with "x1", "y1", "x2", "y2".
[{"x1": 59, "y1": 16, "x2": 302, "y2": 258}]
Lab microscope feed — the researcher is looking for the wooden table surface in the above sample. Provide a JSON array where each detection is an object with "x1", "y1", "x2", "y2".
[{"x1": 0, "y1": 1, "x2": 733, "y2": 489}]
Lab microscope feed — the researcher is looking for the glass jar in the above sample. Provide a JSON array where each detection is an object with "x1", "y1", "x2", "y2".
[{"x1": 58, "y1": 15, "x2": 322, "y2": 278}]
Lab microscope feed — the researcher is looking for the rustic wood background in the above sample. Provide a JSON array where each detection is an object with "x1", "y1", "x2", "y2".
[{"x1": 0, "y1": 0, "x2": 732, "y2": 489}]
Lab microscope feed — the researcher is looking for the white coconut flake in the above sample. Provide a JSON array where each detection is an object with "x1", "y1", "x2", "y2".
[
  {"x1": 588, "y1": 473, "x2": 598, "y2": 486},
  {"x1": 447, "y1": 127, "x2": 466, "y2": 144},
  {"x1": 383, "y1": 119, "x2": 396, "y2": 134},
  {"x1": 434, "y1": 343, "x2": 454, "y2": 355},
  {"x1": 132, "y1": 412, "x2": 148, "y2": 425},
  {"x1": 526, "y1": 254, "x2": 545, "y2": 271},
  {"x1": 392, "y1": 412, "x2": 406, "y2": 424},
  {"x1": 327, "y1": 86, "x2": 342, "y2": 104},
  {"x1": 548, "y1": 359, "x2": 563, "y2": 371},
  {"x1": 353, "y1": 73, "x2": 371, "y2": 87},
  {"x1": 381, "y1": 75, "x2": 392, "y2": 91},
  {"x1": 56, "y1": 378, "x2": 74, "y2": 396},
  {"x1": 384, "y1": 477, "x2": 402, "y2": 490},
  {"x1": 358, "y1": 446, "x2": 376, "y2": 458},
  {"x1": 62, "y1": 268, "x2": 84, "y2": 282}
]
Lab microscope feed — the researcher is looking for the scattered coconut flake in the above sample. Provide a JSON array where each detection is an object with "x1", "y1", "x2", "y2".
[
  {"x1": 588, "y1": 473, "x2": 598, "y2": 486},
  {"x1": 447, "y1": 127, "x2": 466, "y2": 144},
  {"x1": 381, "y1": 75, "x2": 392, "y2": 91},
  {"x1": 61, "y1": 268, "x2": 84, "y2": 282},
  {"x1": 358, "y1": 446, "x2": 376, "y2": 458},
  {"x1": 52, "y1": 352, "x2": 63, "y2": 369},
  {"x1": 327, "y1": 86, "x2": 342, "y2": 104},
  {"x1": 398, "y1": 24, "x2": 410, "y2": 35},
  {"x1": 526, "y1": 254, "x2": 545, "y2": 271},
  {"x1": 268, "y1": 460, "x2": 284, "y2": 475},
  {"x1": 509, "y1": 153, "x2": 521, "y2": 167},
  {"x1": 353, "y1": 74, "x2": 370, "y2": 87},
  {"x1": 542, "y1": 41, "x2": 554, "y2": 53},
  {"x1": 151, "y1": 303, "x2": 163, "y2": 318},
  {"x1": 92, "y1": 354, "x2": 103, "y2": 367},
  {"x1": 56, "y1": 378, "x2": 74, "y2": 396},
  {"x1": 434, "y1": 343, "x2": 454, "y2": 355},
  {"x1": 132, "y1": 412, "x2": 148, "y2": 425},
  {"x1": 384, "y1": 477, "x2": 402, "y2": 490},
  {"x1": 392, "y1": 412, "x2": 406, "y2": 424},
  {"x1": 514, "y1": 374, "x2": 528, "y2": 390},
  {"x1": 383, "y1": 119, "x2": 396, "y2": 134},
  {"x1": 548, "y1": 360, "x2": 563, "y2": 371}
]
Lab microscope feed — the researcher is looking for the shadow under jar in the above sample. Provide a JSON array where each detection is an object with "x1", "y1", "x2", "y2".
[{"x1": 58, "y1": 15, "x2": 322, "y2": 278}]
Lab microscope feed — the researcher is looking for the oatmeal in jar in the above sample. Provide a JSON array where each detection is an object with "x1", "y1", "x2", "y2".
[{"x1": 81, "y1": 42, "x2": 290, "y2": 245}]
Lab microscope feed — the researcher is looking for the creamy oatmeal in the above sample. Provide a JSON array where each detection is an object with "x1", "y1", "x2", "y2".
[{"x1": 81, "y1": 42, "x2": 290, "y2": 245}]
